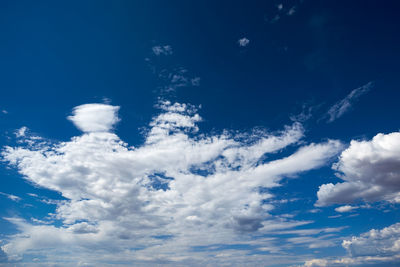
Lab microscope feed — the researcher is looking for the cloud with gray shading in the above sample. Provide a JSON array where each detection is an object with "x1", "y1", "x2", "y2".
[
  {"x1": 301, "y1": 223, "x2": 400, "y2": 266},
  {"x1": 316, "y1": 131, "x2": 400, "y2": 206},
  {"x1": 343, "y1": 222, "x2": 400, "y2": 258},
  {"x1": 325, "y1": 82, "x2": 374, "y2": 123},
  {"x1": 1, "y1": 101, "x2": 344, "y2": 265}
]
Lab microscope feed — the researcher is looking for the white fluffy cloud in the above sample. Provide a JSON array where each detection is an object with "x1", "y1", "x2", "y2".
[
  {"x1": 316, "y1": 131, "x2": 400, "y2": 206},
  {"x1": 1, "y1": 101, "x2": 344, "y2": 265},
  {"x1": 301, "y1": 222, "x2": 400, "y2": 267},
  {"x1": 67, "y1": 104, "x2": 120, "y2": 132}
]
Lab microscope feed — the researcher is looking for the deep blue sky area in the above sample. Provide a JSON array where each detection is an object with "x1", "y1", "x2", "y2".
[{"x1": 0, "y1": 1, "x2": 399, "y2": 266}]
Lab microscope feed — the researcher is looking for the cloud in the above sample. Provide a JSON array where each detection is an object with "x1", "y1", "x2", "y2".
[
  {"x1": 316, "y1": 131, "x2": 400, "y2": 206},
  {"x1": 67, "y1": 104, "x2": 120, "y2": 133},
  {"x1": 15, "y1": 126, "x2": 28, "y2": 138},
  {"x1": 2, "y1": 110, "x2": 7, "y2": 114},
  {"x1": 301, "y1": 222, "x2": 400, "y2": 266},
  {"x1": 335, "y1": 205, "x2": 357, "y2": 213},
  {"x1": 325, "y1": 82, "x2": 374, "y2": 123},
  {"x1": 287, "y1": 6, "x2": 296, "y2": 16},
  {"x1": 152, "y1": 45, "x2": 173, "y2": 56},
  {"x1": 191, "y1": 77, "x2": 201, "y2": 86},
  {"x1": 1, "y1": 101, "x2": 344, "y2": 265},
  {"x1": 0, "y1": 192, "x2": 21, "y2": 202},
  {"x1": 146, "y1": 45, "x2": 200, "y2": 93},
  {"x1": 343, "y1": 222, "x2": 400, "y2": 258},
  {"x1": 238, "y1": 38, "x2": 250, "y2": 47},
  {"x1": 158, "y1": 68, "x2": 200, "y2": 92}
]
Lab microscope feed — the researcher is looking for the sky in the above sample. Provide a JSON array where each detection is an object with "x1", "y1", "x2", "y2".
[{"x1": 0, "y1": 1, "x2": 400, "y2": 266}]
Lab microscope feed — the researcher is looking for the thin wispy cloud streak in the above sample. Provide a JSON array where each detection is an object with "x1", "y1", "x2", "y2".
[{"x1": 325, "y1": 82, "x2": 374, "y2": 123}]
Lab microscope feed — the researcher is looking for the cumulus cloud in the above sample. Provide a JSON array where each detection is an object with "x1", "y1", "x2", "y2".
[
  {"x1": 67, "y1": 104, "x2": 120, "y2": 132},
  {"x1": 1, "y1": 101, "x2": 344, "y2": 265},
  {"x1": 343, "y1": 223, "x2": 400, "y2": 258},
  {"x1": 316, "y1": 131, "x2": 400, "y2": 206},
  {"x1": 238, "y1": 37, "x2": 250, "y2": 47},
  {"x1": 325, "y1": 82, "x2": 373, "y2": 123},
  {"x1": 301, "y1": 222, "x2": 400, "y2": 266}
]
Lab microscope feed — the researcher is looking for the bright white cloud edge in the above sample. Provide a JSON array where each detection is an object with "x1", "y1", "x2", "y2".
[{"x1": 1, "y1": 101, "x2": 347, "y2": 266}]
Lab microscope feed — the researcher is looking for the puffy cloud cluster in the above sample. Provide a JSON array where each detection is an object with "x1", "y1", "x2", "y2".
[
  {"x1": 1, "y1": 101, "x2": 344, "y2": 265},
  {"x1": 343, "y1": 222, "x2": 400, "y2": 258},
  {"x1": 301, "y1": 223, "x2": 400, "y2": 267},
  {"x1": 317, "y1": 131, "x2": 400, "y2": 206}
]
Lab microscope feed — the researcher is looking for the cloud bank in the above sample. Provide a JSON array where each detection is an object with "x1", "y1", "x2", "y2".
[{"x1": 1, "y1": 101, "x2": 344, "y2": 265}]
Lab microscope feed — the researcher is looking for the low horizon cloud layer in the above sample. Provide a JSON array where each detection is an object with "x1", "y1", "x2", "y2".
[
  {"x1": 1, "y1": 101, "x2": 400, "y2": 266},
  {"x1": 0, "y1": 101, "x2": 348, "y2": 266},
  {"x1": 302, "y1": 222, "x2": 400, "y2": 267}
]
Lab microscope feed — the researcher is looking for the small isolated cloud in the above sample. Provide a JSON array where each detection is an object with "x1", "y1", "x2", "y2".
[
  {"x1": 316, "y1": 131, "x2": 400, "y2": 206},
  {"x1": 152, "y1": 45, "x2": 173, "y2": 56},
  {"x1": 67, "y1": 104, "x2": 120, "y2": 133},
  {"x1": 238, "y1": 37, "x2": 250, "y2": 47},
  {"x1": 287, "y1": 6, "x2": 296, "y2": 16},
  {"x1": 335, "y1": 205, "x2": 357, "y2": 213},
  {"x1": 191, "y1": 77, "x2": 201, "y2": 86},
  {"x1": 325, "y1": 82, "x2": 374, "y2": 123},
  {"x1": 15, "y1": 126, "x2": 28, "y2": 138},
  {"x1": 2, "y1": 110, "x2": 7, "y2": 114},
  {"x1": 0, "y1": 192, "x2": 21, "y2": 202}
]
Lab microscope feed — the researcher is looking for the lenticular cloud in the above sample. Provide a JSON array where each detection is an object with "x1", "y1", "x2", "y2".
[
  {"x1": 1, "y1": 101, "x2": 342, "y2": 265},
  {"x1": 67, "y1": 103, "x2": 120, "y2": 132}
]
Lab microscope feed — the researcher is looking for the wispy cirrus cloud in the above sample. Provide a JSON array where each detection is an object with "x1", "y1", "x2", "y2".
[
  {"x1": 1, "y1": 100, "x2": 344, "y2": 265},
  {"x1": 325, "y1": 82, "x2": 374, "y2": 123},
  {"x1": 0, "y1": 192, "x2": 21, "y2": 202}
]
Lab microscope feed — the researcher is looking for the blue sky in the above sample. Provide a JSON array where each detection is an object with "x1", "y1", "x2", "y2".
[{"x1": 1, "y1": 1, "x2": 400, "y2": 266}]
